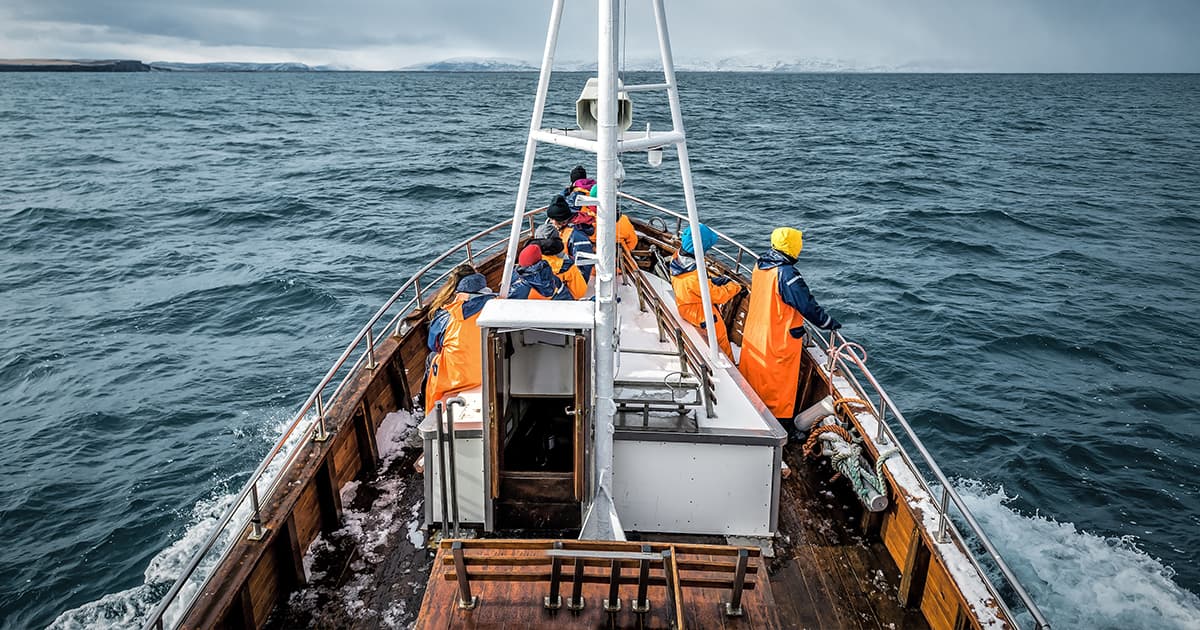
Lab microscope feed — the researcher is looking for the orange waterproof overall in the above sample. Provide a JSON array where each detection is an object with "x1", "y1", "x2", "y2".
[
  {"x1": 544, "y1": 255, "x2": 588, "y2": 299},
  {"x1": 424, "y1": 295, "x2": 487, "y2": 416},
  {"x1": 670, "y1": 268, "x2": 741, "y2": 358},
  {"x1": 738, "y1": 265, "x2": 806, "y2": 418}
]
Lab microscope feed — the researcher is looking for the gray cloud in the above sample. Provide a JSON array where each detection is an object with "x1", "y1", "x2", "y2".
[{"x1": 1, "y1": 0, "x2": 1197, "y2": 71}]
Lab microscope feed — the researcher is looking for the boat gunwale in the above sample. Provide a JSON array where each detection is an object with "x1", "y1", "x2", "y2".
[
  {"x1": 142, "y1": 192, "x2": 1046, "y2": 630},
  {"x1": 628, "y1": 197, "x2": 1047, "y2": 628},
  {"x1": 140, "y1": 206, "x2": 552, "y2": 630}
]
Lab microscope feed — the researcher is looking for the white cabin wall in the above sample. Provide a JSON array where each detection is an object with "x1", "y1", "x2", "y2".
[{"x1": 612, "y1": 440, "x2": 776, "y2": 536}]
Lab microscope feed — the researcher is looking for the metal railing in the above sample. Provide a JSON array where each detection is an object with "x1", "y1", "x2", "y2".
[
  {"x1": 141, "y1": 207, "x2": 551, "y2": 630},
  {"x1": 616, "y1": 244, "x2": 716, "y2": 419},
  {"x1": 616, "y1": 191, "x2": 1049, "y2": 629},
  {"x1": 144, "y1": 191, "x2": 1046, "y2": 630}
]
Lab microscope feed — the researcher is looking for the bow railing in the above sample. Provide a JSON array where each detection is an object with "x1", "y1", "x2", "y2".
[
  {"x1": 617, "y1": 190, "x2": 1048, "y2": 629},
  {"x1": 144, "y1": 191, "x2": 1047, "y2": 630},
  {"x1": 141, "y1": 206, "x2": 551, "y2": 630}
]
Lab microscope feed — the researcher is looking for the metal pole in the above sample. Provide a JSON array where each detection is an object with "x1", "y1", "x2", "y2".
[
  {"x1": 581, "y1": 0, "x2": 621, "y2": 542},
  {"x1": 248, "y1": 482, "x2": 265, "y2": 541},
  {"x1": 313, "y1": 391, "x2": 329, "y2": 442},
  {"x1": 652, "y1": 0, "x2": 721, "y2": 365},
  {"x1": 937, "y1": 486, "x2": 950, "y2": 543},
  {"x1": 365, "y1": 328, "x2": 377, "y2": 370},
  {"x1": 447, "y1": 396, "x2": 466, "y2": 537},
  {"x1": 604, "y1": 558, "x2": 622, "y2": 612},
  {"x1": 435, "y1": 403, "x2": 450, "y2": 536},
  {"x1": 499, "y1": 0, "x2": 566, "y2": 297}
]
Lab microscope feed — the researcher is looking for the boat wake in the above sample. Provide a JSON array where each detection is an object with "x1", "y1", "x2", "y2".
[
  {"x1": 956, "y1": 479, "x2": 1200, "y2": 630},
  {"x1": 46, "y1": 414, "x2": 309, "y2": 630},
  {"x1": 46, "y1": 492, "x2": 235, "y2": 630},
  {"x1": 48, "y1": 432, "x2": 1200, "y2": 630}
]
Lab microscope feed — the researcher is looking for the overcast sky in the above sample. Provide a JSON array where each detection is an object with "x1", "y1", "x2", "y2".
[{"x1": 1, "y1": 0, "x2": 1197, "y2": 71}]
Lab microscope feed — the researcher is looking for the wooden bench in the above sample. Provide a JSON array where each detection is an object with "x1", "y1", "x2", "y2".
[{"x1": 435, "y1": 538, "x2": 762, "y2": 628}]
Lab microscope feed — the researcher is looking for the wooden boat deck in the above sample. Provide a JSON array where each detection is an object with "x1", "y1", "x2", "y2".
[
  {"x1": 266, "y1": 442, "x2": 930, "y2": 629},
  {"x1": 414, "y1": 540, "x2": 780, "y2": 629}
]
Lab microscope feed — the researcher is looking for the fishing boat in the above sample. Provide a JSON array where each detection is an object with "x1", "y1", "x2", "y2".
[{"x1": 141, "y1": 1, "x2": 1050, "y2": 628}]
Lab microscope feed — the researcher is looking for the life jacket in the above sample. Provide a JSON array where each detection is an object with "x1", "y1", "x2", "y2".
[
  {"x1": 559, "y1": 224, "x2": 595, "y2": 282},
  {"x1": 668, "y1": 253, "x2": 739, "y2": 358},
  {"x1": 544, "y1": 254, "x2": 588, "y2": 299},
  {"x1": 738, "y1": 249, "x2": 831, "y2": 418},
  {"x1": 509, "y1": 260, "x2": 573, "y2": 301},
  {"x1": 425, "y1": 292, "x2": 495, "y2": 415}
]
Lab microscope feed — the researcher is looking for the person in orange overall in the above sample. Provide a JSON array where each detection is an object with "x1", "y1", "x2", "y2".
[
  {"x1": 534, "y1": 225, "x2": 588, "y2": 299},
  {"x1": 508, "y1": 243, "x2": 574, "y2": 301},
  {"x1": 739, "y1": 227, "x2": 840, "y2": 426},
  {"x1": 584, "y1": 183, "x2": 639, "y2": 253},
  {"x1": 424, "y1": 272, "x2": 496, "y2": 416},
  {"x1": 669, "y1": 223, "x2": 742, "y2": 358}
]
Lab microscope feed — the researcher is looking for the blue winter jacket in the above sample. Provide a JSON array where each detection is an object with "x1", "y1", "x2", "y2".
[
  {"x1": 509, "y1": 260, "x2": 574, "y2": 301},
  {"x1": 756, "y1": 249, "x2": 837, "y2": 329}
]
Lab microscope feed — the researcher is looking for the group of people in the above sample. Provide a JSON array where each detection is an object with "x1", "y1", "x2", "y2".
[
  {"x1": 667, "y1": 223, "x2": 840, "y2": 427},
  {"x1": 424, "y1": 163, "x2": 841, "y2": 430},
  {"x1": 422, "y1": 165, "x2": 639, "y2": 413},
  {"x1": 510, "y1": 165, "x2": 638, "y2": 301}
]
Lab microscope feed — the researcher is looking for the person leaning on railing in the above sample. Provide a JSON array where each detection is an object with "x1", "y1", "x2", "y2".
[
  {"x1": 669, "y1": 223, "x2": 742, "y2": 359},
  {"x1": 738, "y1": 227, "x2": 840, "y2": 434},
  {"x1": 425, "y1": 271, "x2": 497, "y2": 416}
]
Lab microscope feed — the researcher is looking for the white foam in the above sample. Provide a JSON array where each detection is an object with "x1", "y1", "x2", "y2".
[
  {"x1": 376, "y1": 409, "x2": 421, "y2": 465},
  {"x1": 49, "y1": 407, "x2": 310, "y2": 629},
  {"x1": 956, "y1": 480, "x2": 1200, "y2": 630}
]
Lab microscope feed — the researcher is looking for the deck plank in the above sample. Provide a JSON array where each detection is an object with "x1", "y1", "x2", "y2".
[{"x1": 770, "y1": 443, "x2": 932, "y2": 630}]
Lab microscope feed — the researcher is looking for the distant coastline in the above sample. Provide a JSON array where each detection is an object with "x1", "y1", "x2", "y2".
[
  {"x1": 2, "y1": 56, "x2": 962, "y2": 73},
  {"x1": 0, "y1": 59, "x2": 151, "y2": 72}
]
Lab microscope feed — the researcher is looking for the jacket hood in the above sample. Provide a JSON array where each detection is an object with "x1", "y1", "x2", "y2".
[
  {"x1": 757, "y1": 247, "x2": 796, "y2": 270},
  {"x1": 668, "y1": 253, "x2": 698, "y2": 276}
]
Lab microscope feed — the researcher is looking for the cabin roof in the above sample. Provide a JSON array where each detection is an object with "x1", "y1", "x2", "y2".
[{"x1": 477, "y1": 298, "x2": 595, "y2": 330}]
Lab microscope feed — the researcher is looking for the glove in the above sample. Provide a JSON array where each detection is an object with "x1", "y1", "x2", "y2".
[
  {"x1": 788, "y1": 326, "x2": 805, "y2": 339},
  {"x1": 821, "y1": 316, "x2": 842, "y2": 331},
  {"x1": 711, "y1": 275, "x2": 732, "y2": 286}
]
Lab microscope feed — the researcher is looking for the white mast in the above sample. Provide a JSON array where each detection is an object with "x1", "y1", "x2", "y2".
[
  {"x1": 652, "y1": 0, "x2": 723, "y2": 365},
  {"x1": 580, "y1": 0, "x2": 622, "y2": 541},
  {"x1": 498, "y1": 0, "x2": 565, "y2": 298},
  {"x1": 496, "y1": 0, "x2": 721, "y2": 540}
]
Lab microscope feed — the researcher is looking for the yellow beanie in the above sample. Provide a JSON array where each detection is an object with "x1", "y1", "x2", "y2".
[{"x1": 770, "y1": 227, "x2": 803, "y2": 258}]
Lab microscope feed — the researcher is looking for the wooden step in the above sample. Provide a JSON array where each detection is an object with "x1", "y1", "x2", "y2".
[
  {"x1": 494, "y1": 499, "x2": 581, "y2": 529},
  {"x1": 499, "y1": 471, "x2": 576, "y2": 502}
]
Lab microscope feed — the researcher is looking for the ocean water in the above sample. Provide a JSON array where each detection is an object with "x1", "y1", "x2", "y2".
[{"x1": 1, "y1": 72, "x2": 1198, "y2": 629}]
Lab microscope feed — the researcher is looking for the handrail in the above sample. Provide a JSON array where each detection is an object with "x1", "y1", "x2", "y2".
[
  {"x1": 617, "y1": 245, "x2": 716, "y2": 417},
  {"x1": 145, "y1": 192, "x2": 1046, "y2": 630},
  {"x1": 617, "y1": 191, "x2": 1048, "y2": 629},
  {"x1": 141, "y1": 206, "x2": 548, "y2": 630},
  {"x1": 817, "y1": 331, "x2": 1050, "y2": 629}
]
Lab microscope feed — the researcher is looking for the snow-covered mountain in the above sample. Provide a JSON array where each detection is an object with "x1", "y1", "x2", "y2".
[
  {"x1": 406, "y1": 54, "x2": 925, "y2": 73},
  {"x1": 148, "y1": 61, "x2": 324, "y2": 72},
  {"x1": 402, "y1": 57, "x2": 538, "y2": 72}
]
